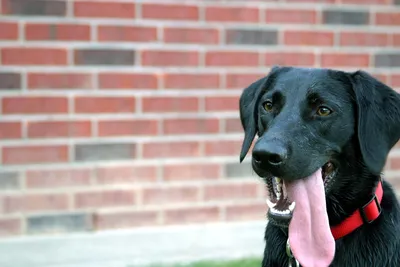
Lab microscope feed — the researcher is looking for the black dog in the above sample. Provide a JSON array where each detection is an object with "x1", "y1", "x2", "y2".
[{"x1": 239, "y1": 66, "x2": 400, "y2": 267}]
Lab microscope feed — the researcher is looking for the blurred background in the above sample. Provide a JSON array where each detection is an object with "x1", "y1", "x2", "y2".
[{"x1": 0, "y1": 0, "x2": 399, "y2": 266}]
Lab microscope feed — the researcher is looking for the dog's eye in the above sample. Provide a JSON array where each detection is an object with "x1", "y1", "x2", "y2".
[
  {"x1": 317, "y1": 106, "x2": 332, "y2": 116},
  {"x1": 263, "y1": 101, "x2": 273, "y2": 111}
]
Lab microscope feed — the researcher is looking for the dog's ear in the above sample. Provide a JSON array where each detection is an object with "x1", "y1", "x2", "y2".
[
  {"x1": 239, "y1": 66, "x2": 280, "y2": 162},
  {"x1": 350, "y1": 71, "x2": 400, "y2": 175}
]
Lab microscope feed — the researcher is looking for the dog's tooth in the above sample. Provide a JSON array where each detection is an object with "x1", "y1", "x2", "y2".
[
  {"x1": 277, "y1": 183, "x2": 282, "y2": 193},
  {"x1": 288, "y1": 202, "x2": 296, "y2": 212},
  {"x1": 272, "y1": 207, "x2": 282, "y2": 214},
  {"x1": 270, "y1": 208, "x2": 290, "y2": 215},
  {"x1": 266, "y1": 199, "x2": 276, "y2": 209},
  {"x1": 276, "y1": 178, "x2": 282, "y2": 188},
  {"x1": 276, "y1": 179, "x2": 282, "y2": 195}
]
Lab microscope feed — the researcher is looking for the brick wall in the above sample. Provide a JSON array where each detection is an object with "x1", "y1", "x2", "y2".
[{"x1": 0, "y1": 0, "x2": 400, "y2": 238}]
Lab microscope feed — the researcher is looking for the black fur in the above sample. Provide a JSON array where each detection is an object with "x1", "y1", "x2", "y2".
[{"x1": 239, "y1": 67, "x2": 400, "y2": 267}]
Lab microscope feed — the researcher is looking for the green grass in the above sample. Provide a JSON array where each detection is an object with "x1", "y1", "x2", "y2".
[{"x1": 152, "y1": 257, "x2": 262, "y2": 267}]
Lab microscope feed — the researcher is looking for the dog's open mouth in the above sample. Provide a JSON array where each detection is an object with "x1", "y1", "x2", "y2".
[
  {"x1": 263, "y1": 163, "x2": 337, "y2": 266},
  {"x1": 265, "y1": 161, "x2": 337, "y2": 226}
]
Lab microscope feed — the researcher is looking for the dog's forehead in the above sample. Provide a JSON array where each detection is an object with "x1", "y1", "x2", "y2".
[{"x1": 270, "y1": 69, "x2": 346, "y2": 99}]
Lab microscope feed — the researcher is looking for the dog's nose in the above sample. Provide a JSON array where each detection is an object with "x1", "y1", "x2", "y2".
[{"x1": 252, "y1": 141, "x2": 288, "y2": 166}]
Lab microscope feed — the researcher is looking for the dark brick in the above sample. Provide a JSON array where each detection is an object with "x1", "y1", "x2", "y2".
[
  {"x1": 323, "y1": 10, "x2": 369, "y2": 25},
  {"x1": 74, "y1": 49, "x2": 135, "y2": 66},
  {"x1": 226, "y1": 29, "x2": 278, "y2": 45},
  {"x1": 225, "y1": 162, "x2": 253, "y2": 178},
  {"x1": 2, "y1": 0, "x2": 66, "y2": 16},
  {"x1": 375, "y1": 53, "x2": 400, "y2": 67},
  {"x1": 0, "y1": 72, "x2": 20, "y2": 90},
  {"x1": 74, "y1": 143, "x2": 136, "y2": 162},
  {"x1": 0, "y1": 172, "x2": 20, "y2": 189},
  {"x1": 27, "y1": 213, "x2": 92, "y2": 234}
]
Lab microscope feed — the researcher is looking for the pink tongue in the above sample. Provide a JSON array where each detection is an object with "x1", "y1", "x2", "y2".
[{"x1": 285, "y1": 169, "x2": 335, "y2": 267}]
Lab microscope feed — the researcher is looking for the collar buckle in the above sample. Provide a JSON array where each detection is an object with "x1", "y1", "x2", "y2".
[{"x1": 359, "y1": 194, "x2": 382, "y2": 224}]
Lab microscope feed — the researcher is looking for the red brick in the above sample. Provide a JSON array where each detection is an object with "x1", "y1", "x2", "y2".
[
  {"x1": 205, "y1": 96, "x2": 239, "y2": 111},
  {"x1": 164, "y1": 27, "x2": 219, "y2": 44},
  {"x1": 339, "y1": 0, "x2": 390, "y2": 4},
  {"x1": 94, "y1": 211, "x2": 159, "y2": 229},
  {"x1": 226, "y1": 73, "x2": 265, "y2": 89},
  {"x1": 205, "y1": 6, "x2": 259, "y2": 22},
  {"x1": 2, "y1": 97, "x2": 68, "y2": 114},
  {"x1": 142, "y1": 141, "x2": 201, "y2": 158},
  {"x1": 25, "y1": 23, "x2": 91, "y2": 41},
  {"x1": 284, "y1": 30, "x2": 334, "y2": 46},
  {"x1": 141, "y1": 50, "x2": 199, "y2": 67},
  {"x1": 265, "y1": 9, "x2": 317, "y2": 24},
  {"x1": 392, "y1": 34, "x2": 400, "y2": 46},
  {"x1": 286, "y1": 0, "x2": 334, "y2": 2},
  {"x1": 206, "y1": 51, "x2": 259, "y2": 67},
  {"x1": 371, "y1": 73, "x2": 388, "y2": 84},
  {"x1": 74, "y1": 97, "x2": 136, "y2": 114},
  {"x1": 0, "y1": 122, "x2": 21, "y2": 139},
  {"x1": 26, "y1": 169, "x2": 92, "y2": 188},
  {"x1": 28, "y1": 73, "x2": 93, "y2": 89},
  {"x1": 225, "y1": 203, "x2": 266, "y2": 221},
  {"x1": 142, "y1": 3, "x2": 199, "y2": 20},
  {"x1": 142, "y1": 97, "x2": 199, "y2": 113},
  {"x1": 204, "y1": 140, "x2": 242, "y2": 156},
  {"x1": 204, "y1": 183, "x2": 259, "y2": 201},
  {"x1": 2, "y1": 145, "x2": 69, "y2": 165},
  {"x1": 142, "y1": 186, "x2": 199, "y2": 205},
  {"x1": 0, "y1": 22, "x2": 18, "y2": 40},
  {"x1": 74, "y1": 190, "x2": 136, "y2": 209},
  {"x1": 384, "y1": 159, "x2": 391, "y2": 172},
  {"x1": 163, "y1": 163, "x2": 221, "y2": 182},
  {"x1": 164, "y1": 73, "x2": 220, "y2": 89},
  {"x1": 1, "y1": 48, "x2": 67, "y2": 65},
  {"x1": 98, "y1": 119, "x2": 158, "y2": 137},
  {"x1": 2, "y1": 194, "x2": 69, "y2": 213},
  {"x1": 95, "y1": 165, "x2": 157, "y2": 184},
  {"x1": 0, "y1": 218, "x2": 21, "y2": 236},
  {"x1": 98, "y1": 73, "x2": 158, "y2": 89},
  {"x1": 391, "y1": 156, "x2": 400, "y2": 170},
  {"x1": 74, "y1": 1, "x2": 135, "y2": 18},
  {"x1": 340, "y1": 32, "x2": 389, "y2": 46},
  {"x1": 163, "y1": 118, "x2": 219, "y2": 135},
  {"x1": 98, "y1": 25, "x2": 157, "y2": 42},
  {"x1": 225, "y1": 118, "x2": 242, "y2": 133},
  {"x1": 164, "y1": 206, "x2": 220, "y2": 225},
  {"x1": 321, "y1": 53, "x2": 370, "y2": 67},
  {"x1": 390, "y1": 74, "x2": 400, "y2": 87},
  {"x1": 27, "y1": 120, "x2": 92, "y2": 138},
  {"x1": 264, "y1": 52, "x2": 315, "y2": 66},
  {"x1": 375, "y1": 12, "x2": 400, "y2": 25}
]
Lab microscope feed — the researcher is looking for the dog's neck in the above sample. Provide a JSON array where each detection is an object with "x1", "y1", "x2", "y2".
[{"x1": 330, "y1": 178, "x2": 383, "y2": 240}]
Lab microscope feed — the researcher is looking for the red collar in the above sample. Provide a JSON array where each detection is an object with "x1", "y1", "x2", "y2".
[{"x1": 330, "y1": 180, "x2": 383, "y2": 240}]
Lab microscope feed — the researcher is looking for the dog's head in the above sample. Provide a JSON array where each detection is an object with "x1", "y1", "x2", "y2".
[
  {"x1": 239, "y1": 66, "x2": 400, "y2": 265},
  {"x1": 241, "y1": 66, "x2": 400, "y2": 178}
]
